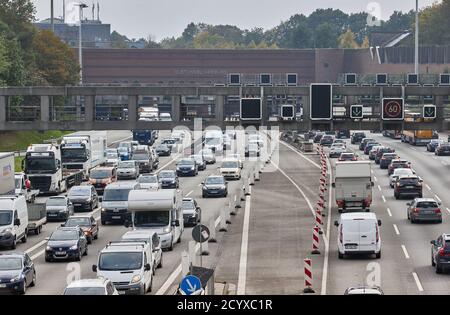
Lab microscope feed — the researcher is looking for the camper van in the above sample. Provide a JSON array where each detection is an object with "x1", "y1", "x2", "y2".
[{"x1": 127, "y1": 189, "x2": 183, "y2": 251}]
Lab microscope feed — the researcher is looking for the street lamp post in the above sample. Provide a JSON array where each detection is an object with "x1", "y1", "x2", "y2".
[
  {"x1": 50, "y1": 0, "x2": 54, "y2": 32},
  {"x1": 415, "y1": 0, "x2": 419, "y2": 74},
  {"x1": 76, "y1": 3, "x2": 88, "y2": 85}
]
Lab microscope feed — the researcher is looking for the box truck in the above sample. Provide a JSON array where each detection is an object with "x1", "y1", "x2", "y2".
[{"x1": 0, "y1": 153, "x2": 15, "y2": 196}]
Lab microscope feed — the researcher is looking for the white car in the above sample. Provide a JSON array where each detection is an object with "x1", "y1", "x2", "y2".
[
  {"x1": 248, "y1": 135, "x2": 264, "y2": 147},
  {"x1": 63, "y1": 278, "x2": 119, "y2": 295},
  {"x1": 329, "y1": 144, "x2": 347, "y2": 158},
  {"x1": 137, "y1": 174, "x2": 160, "y2": 190},
  {"x1": 106, "y1": 152, "x2": 120, "y2": 166},
  {"x1": 389, "y1": 168, "x2": 415, "y2": 188},
  {"x1": 226, "y1": 153, "x2": 243, "y2": 169},
  {"x1": 344, "y1": 286, "x2": 384, "y2": 295},
  {"x1": 220, "y1": 159, "x2": 241, "y2": 180}
]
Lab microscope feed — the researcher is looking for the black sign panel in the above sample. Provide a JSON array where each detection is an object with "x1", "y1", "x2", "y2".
[
  {"x1": 192, "y1": 225, "x2": 210, "y2": 243},
  {"x1": 423, "y1": 105, "x2": 436, "y2": 119},
  {"x1": 441, "y1": 74, "x2": 450, "y2": 85},
  {"x1": 345, "y1": 73, "x2": 357, "y2": 85},
  {"x1": 240, "y1": 98, "x2": 262, "y2": 120},
  {"x1": 281, "y1": 105, "x2": 295, "y2": 119},
  {"x1": 377, "y1": 73, "x2": 388, "y2": 85},
  {"x1": 382, "y1": 98, "x2": 404, "y2": 121},
  {"x1": 310, "y1": 84, "x2": 332, "y2": 120},
  {"x1": 407, "y1": 74, "x2": 418, "y2": 85},
  {"x1": 350, "y1": 105, "x2": 364, "y2": 119}
]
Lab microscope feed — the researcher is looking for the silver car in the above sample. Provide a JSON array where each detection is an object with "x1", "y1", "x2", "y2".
[
  {"x1": 137, "y1": 174, "x2": 160, "y2": 190},
  {"x1": 46, "y1": 196, "x2": 74, "y2": 221},
  {"x1": 407, "y1": 198, "x2": 442, "y2": 223},
  {"x1": 117, "y1": 160, "x2": 140, "y2": 180},
  {"x1": 199, "y1": 149, "x2": 216, "y2": 164},
  {"x1": 189, "y1": 155, "x2": 206, "y2": 171}
]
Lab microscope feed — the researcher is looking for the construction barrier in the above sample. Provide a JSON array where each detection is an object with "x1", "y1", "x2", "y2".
[
  {"x1": 311, "y1": 226, "x2": 321, "y2": 255},
  {"x1": 303, "y1": 258, "x2": 315, "y2": 294}
]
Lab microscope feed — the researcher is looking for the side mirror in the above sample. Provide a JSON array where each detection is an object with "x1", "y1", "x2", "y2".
[
  {"x1": 334, "y1": 221, "x2": 339, "y2": 227},
  {"x1": 61, "y1": 223, "x2": 66, "y2": 227},
  {"x1": 406, "y1": 202, "x2": 411, "y2": 206},
  {"x1": 92, "y1": 265, "x2": 97, "y2": 272},
  {"x1": 172, "y1": 220, "x2": 180, "y2": 227},
  {"x1": 331, "y1": 183, "x2": 336, "y2": 188},
  {"x1": 430, "y1": 240, "x2": 436, "y2": 246},
  {"x1": 371, "y1": 182, "x2": 375, "y2": 187},
  {"x1": 201, "y1": 182, "x2": 205, "y2": 185},
  {"x1": 124, "y1": 220, "x2": 131, "y2": 228},
  {"x1": 378, "y1": 220, "x2": 382, "y2": 227},
  {"x1": 144, "y1": 263, "x2": 151, "y2": 271},
  {"x1": 438, "y1": 202, "x2": 442, "y2": 206},
  {"x1": 14, "y1": 218, "x2": 21, "y2": 226}
]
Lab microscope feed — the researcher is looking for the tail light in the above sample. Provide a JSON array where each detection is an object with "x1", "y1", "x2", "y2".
[
  {"x1": 339, "y1": 225, "x2": 343, "y2": 244},
  {"x1": 439, "y1": 248, "x2": 445, "y2": 256},
  {"x1": 435, "y1": 208, "x2": 442, "y2": 214},
  {"x1": 413, "y1": 208, "x2": 420, "y2": 213},
  {"x1": 337, "y1": 200, "x2": 345, "y2": 207}
]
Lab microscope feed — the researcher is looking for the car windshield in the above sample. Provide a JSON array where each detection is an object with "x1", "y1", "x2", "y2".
[
  {"x1": 118, "y1": 162, "x2": 135, "y2": 168},
  {"x1": 178, "y1": 159, "x2": 194, "y2": 165},
  {"x1": 119, "y1": 143, "x2": 131, "y2": 148},
  {"x1": 182, "y1": 200, "x2": 195, "y2": 210},
  {"x1": 106, "y1": 153, "x2": 118, "y2": 159},
  {"x1": 117, "y1": 147, "x2": 128, "y2": 153},
  {"x1": 206, "y1": 177, "x2": 225, "y2": 185},
  {"x1": 68, "y1": 187, "x2": 91, "y2": 197},
  {"x1": 90, "y1": 169, "x2": 112, "y2": 179},
  {"x1": 394, "y1": 169, "x2": 413, "y2": 177},
  {"x1": 159, "y1": 172, "x2": 175, "y2": 179},
  {"x1": 248, "y1": 144, "x2": 259, "y2": 150},
  {"x1": 46, "y1": 198, "x2": 67, "y2": 206},
  {"x1": 162, "y1": 139, "x2": 175, "y2": 144},
  {"x1": 156, "y1": 145, "x2": 168, "y2": 150},
  {"x1": 383, "y1": 154, "x2": 397, "y2": 159},
  {"x1": 138, "y1": 176, "x2": 157, "y2": 183},
  {"x1": 0, "y1": 258, "x2": 22, "y2": 270},
  {"x1": 103, "y1": 188, "x2": 132, "y2": 201},
  {"x1": 200, "y1": 150, "x2": 212, "y2": 156},
  {"x1": 132, "y1": 153, "x2": 148, "y2": 160},
  {"x1": 205, "y1": 138, "x2": 220, "y2": 145},
  {"x1": 399, "y1": 178, "x2": 420, "y2": 185},
  {"x1": 222, "y1": 161, "x2": 239, "y2": 168},
  {"x1": 65, "y1": 217, "x2": 91, "y2": 227},
  {"x1": 99, "y1": 252, "x2": 142, "y2": 271},
  {"x1": 416, "y1": 202, "x2": 438, "y2": 208},
  {"x1": 64, "y1": 287, "x2": 106, "y2": 295},
  {"x1": 134, "y1": 211, "x2": 169, "y2": 228},
  {"x1": 50, "y1": 230, "x2": 78, "y2": 241}
]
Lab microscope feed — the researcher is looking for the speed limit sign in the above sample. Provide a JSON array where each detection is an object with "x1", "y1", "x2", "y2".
[{"x1": 382, "y1": 98, "x2": 404, "y2": 120}]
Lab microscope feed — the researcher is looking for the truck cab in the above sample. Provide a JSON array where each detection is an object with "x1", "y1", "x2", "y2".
[{"x1": 127, "y1": 189, "x2": 183, "y2": 251}]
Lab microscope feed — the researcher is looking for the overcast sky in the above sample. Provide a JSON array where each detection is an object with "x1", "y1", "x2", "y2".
[{"x1": 32, "y1": 0, "x2": 440, "y2": 41}]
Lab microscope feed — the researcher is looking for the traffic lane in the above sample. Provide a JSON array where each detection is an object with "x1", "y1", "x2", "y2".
[
  {"x1": 326, "y1": 147, "x2": 420, "y2": 295},
  {"x1": 366, "y1": 144, "x2": 450, "y2": 294}
]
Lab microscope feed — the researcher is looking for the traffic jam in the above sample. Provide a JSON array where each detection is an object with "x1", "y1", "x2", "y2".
[{"x1": 0, "y1": 129, "x2": 265, "y2": 295}]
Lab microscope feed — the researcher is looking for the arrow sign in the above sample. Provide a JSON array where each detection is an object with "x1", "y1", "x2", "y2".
[
  {"x1": 423, "y1": 105, "x2": 436, "y2": 119},
  {"x1": 180, "y1": 275, "x2": 202, "y2": 295},
  {"x1": 350, "y1": 105, "x2": 364, "y2": 119}
]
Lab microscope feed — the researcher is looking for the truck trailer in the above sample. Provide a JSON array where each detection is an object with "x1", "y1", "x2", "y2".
[{"x1": 0, "y1": 152, "x2": 15, "y2": 196}]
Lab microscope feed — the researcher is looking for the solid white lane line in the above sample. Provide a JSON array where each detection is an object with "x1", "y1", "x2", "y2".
[
  {"x1": 321, "y1": 158, "x2": 333, "y2": 296},
  {"x1": 155, "y1": 154, "x2": 180, "y2": 174},
  {"x1": 30, "y1": 250, "x2": 45, "y2": 260},
  {"x1": 25, "y1": 240, "x2": 47, "y2": 254},
  {"x1": 401, "y1": 245, "x2": 410, "y2": 259},
  {"x1": 377, "y1": 185, "x2": 381, "y2": 192},
  {"x1": 280, "y1": 141, "x2": 321, "y2": 169},
  {"x1": 156, "y1": 214, "x2": 222, "y2": 295},
  {"x1": 426, "y1": 184, "x2": 432, "y2": 191},
  {"x1": 237, "y1": 187, "x2": 252, "y2": 295},
  {"x1": 446, "y1": 208, "x2": 450, "y2": 214},
  {"x1": 412, "y1": 272, "x2": 424, "y2": 292},
  {"x1": 393, "y1": 224, "x2": 400, "y2": 235},
  {"x1": 435, "y1": 195, "x2": 442, "y2": 203},
  {"x1": 186, "y1": 190, "x2": 193, "y2": 197},
  {"x1": 387, "y1": 208, "x2": 393, "y2": 217},
  {"x1": 382, "y1": 195, "x2": 386, "y2": 203}
]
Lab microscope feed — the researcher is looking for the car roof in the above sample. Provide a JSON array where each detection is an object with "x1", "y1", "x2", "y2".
[
  {"x1": 66, "y1": 278, "x2": 109, "y2": 288},
  {"x1": 182, "y1": 197, "x2": 194, "y2": 202},
  {"x1": 101, "y1": 244, "x2": 147, "y2": 253},
  {"x1": 442, "y1": 234, "x2": 450, "y2": 241},
  {"x1": 414, "y1": 198, "x2": 438, "y2": 202},
  {"x1": 392, "y1": 159, "x2": 408, "y2": 163},
  {"x1": 92, "y1": 166, "x2": 114, "y2": 171},
  {"x1": 56, "y1": 226, "x2": 80, "y2": 232},
  {"x1": 346, "y1": 286, "x2": 383, "y2": 295},
  {"x1": 48, "y1": 196, "x2": 67, "y2": 199},
  {"x1": 68, "y1": 214, "x2": 93, "y2": 219},
  {"x1": 0, "y1": 252, "x2": 25, "y2": 259},
  {"x1": 340, "y1": 212, "x2": 377, "y2": 220},
  {"x1": 105, "y1": 181, "x2": 138, "y2": 189},
  {"x1": 398, "y1": 175, "x2": 419, "y2": 179}
]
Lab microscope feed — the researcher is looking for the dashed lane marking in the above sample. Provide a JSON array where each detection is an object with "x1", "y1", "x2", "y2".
[{"x1": 401, "y1": 245, "x2": 410, "y2": 259}]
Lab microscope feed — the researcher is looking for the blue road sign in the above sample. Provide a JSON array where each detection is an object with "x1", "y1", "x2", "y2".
[{"x1": 180, "y1": 275, "x2": 202, "y2": 295}]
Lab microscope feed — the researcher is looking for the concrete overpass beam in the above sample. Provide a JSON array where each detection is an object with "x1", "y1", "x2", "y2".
[
  {"x1": 85, "y1": 95, "x2": 95, "y2": 122},
  {"x1": 0, "y1": 96, "x2": 6, "y2": 123},
  {"x1": 215, "y1": 95, "x2": 224, "y2": 122},
  {"x1": 128, "y1": 95, "x2": 138, "y2": 123},
  {"x1": 40, "y1": 96, "x2": 50, "y2": 122},
  {"x1": 172, "y1": 95, "x2": 181, "y2": 122}
]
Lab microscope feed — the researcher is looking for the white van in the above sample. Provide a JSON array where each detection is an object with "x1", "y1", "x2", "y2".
[
  {"x1": 127, "y1": 189, "x2": 183, "y2": 251},
  {"x1": 334, "y1": 212, "x2": 382, "y2": 259},
  {"x1": 203, "y1": 130, "x2": 224, "y2": 153},
  {"x1": 93, "y1": 241, "x2": 153, "y2": 295},
  {"x1": 121, "y1": 230, "x2": 163, "y2": 270},
  {"x1": 0, "y1": 196, "x2": 29, "y2": 249},
  {"x1": 101, "y1": 182, "x2": 140, "y2": 225}
]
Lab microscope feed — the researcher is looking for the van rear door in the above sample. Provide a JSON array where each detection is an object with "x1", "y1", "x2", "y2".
[
  {"x1": 343, "y1": 220, "x2": 360, "y2": 251},
  {"x1": 358, "y1": 219, "x2": 377, "y2": 252}
]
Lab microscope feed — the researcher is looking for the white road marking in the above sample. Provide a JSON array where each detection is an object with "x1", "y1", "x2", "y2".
[
  {"x1": 371, "y1": 170, "x2": 374, "y2": 174},
  {"x1": 155, "y1": 154, "x2": 180, "y2": 174},
  {"x1": 321, "y1": 158, "x2": 332, "y2": 296},
  {"x1": 280, "y1": 141, "x2": 321, "y2": 169},
  {"x1": 186, "y1": 190, "x2": 193, "y2": 197},
  {"x1": 447, "y1": 208, "x2": 450, "y2": 214},
  {"x1": 377, "y1": 185, "x2": 381, "y2": 192},
  {"x1": 25, "y1": 240, "x2": 47, "y2": 254},
  {"x1": 374, "y1": 176, "x2": 378, "y2": 182},
  {"x1": 30, "y1": 249, "x2": 45, "y2": 260},
  {"x1": 412, "y1": 272, "x2": 424, "y2": 292},
  {"x1": 426, "y1": 184, "x2": 432, "y2": 191},
  {"x1": 442, "y1": 160, "x2": 448, "y2": 166},
  {"x1": 382, "y1": 195, "x2": 386, "y2": 203},
  {"x1": 401, "y1": 245, "x2": 410, "y2": 259},
  {"x1": 435, "y1": 195, "x2": 442, "y2": 203},
  {"x1": 387, "y1": 208, "x2": 393, "y2": 217},
  {"x1": 393, "y1": 224, "x2": 400, "y2": 235},
  {"x1": 237, "y1": 187, "x2": 252, "y2": 295}
]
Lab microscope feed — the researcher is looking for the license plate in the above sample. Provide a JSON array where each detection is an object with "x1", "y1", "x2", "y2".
[
  {"x1": 406, "y1": 186, "x2": 414, "y2": 189},
  {"x1": 210, "y1": 191, "x2": 218, "y2": 194},
  {"x1": 118, "y1": 291, "x2": 125, "y2": 295},
  {"x1": 48, "y1": 213, "x2": 57, "y2": 216},
  {"x1": 74, "y1": 204, "x2": 82, "y2": 207},
  {"x1": 0, "y1": 284, "x2": 6, "y2": 288},
  {"x1": 345, "y1": 245, "x2": 357, "y2": 249},
  {"x1": 112, "y1": 216, "x2": 121, "y2": 219},
  {"x1": 55, "y1": 251, "x2": 66, "y2": 255}
]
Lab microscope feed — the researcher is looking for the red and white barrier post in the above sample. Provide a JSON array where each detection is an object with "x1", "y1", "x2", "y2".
[
  {"x1": 303, "y1": 258, "x2": 315, "y2": 293},
  {"x1": 311, "y1": 226, "x2": 321, "y2": 255}
]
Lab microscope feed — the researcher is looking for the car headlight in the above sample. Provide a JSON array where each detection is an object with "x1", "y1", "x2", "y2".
[
  {"x1": 131, "y1": 275, "x2": 142, "y2": 284},
  {"x1": 46, "y1": 246, "x2": 52, "y2": 251},
  {"x1": 163, "y1": 227, "x2": 171, "y2": 233},
  {"x1": 59, "y1": 209, "x2": 68, "y2": 213},
  {"x1": 101, "y1": 208, "x2": 106, "y2": 212},
  {"x1": 10, "y1": 275, "x2": 21, "y2": 283},
  {"x1": 1, "y1": 228, "x2": 12, "y2": 235},
  {"x1": 70, "y1": 245, "x2": 78, "y2": 250}
]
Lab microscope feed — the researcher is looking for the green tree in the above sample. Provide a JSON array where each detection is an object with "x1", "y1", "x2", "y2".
[
  {"x1": 314, "y1": 23, "x2": 337, "y2": 48},
  {"x1": 111, "y1": 30, "x2": 129, "y2": 48},
  {"x1": 419, "y1": 0, "x2": 450, "y2": 45},
  {"x1": 338, "y1": 29, "x2": 359, "y2": 48},
  {"x1": 0, "y1": 35, "x2": 9, "y2": 85}
]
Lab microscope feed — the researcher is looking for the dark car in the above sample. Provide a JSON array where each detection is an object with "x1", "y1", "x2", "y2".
[
  {"x1": 182, "y1": 198, "x2": 201, "y2": 226},
  {"x1": 379, "y1": 153, "x2": 399, "y2": 169},
  {"x1": 359, "y1": 138, "x2": 375, "y2": 151},
  {"x1": 351, "y1": 132, "x2": 366, "y2": 144},
  {"x1": 155, "y1": 144, "x2": 171, "y2": 157},
  {"x1": 88, "y1": 167, "x2": 117, "y2": 194},
  {"x1": 364, "y1": 142, "x2": 380, "y2": 155},
  {"x1": 176, "y1": 158, "x2": 198, "y2": 177},
  {"x1": 63, "y1": 215, "x2": 99, "y2": 244},
  {"x1": 0, "y1": 252, "x2": 36, "y2": 295},
  {"x1": 158, "y1": 170, "x2": 179, "y2": 189},
  {"x1": 407, "y1": 198, "x2": 442, "y2": 224},
  {"x1": 427, "y1": 139, "x2": 444, "y2": 152},
  {"x1": 431, "y1": 234, "x2": 450, "y2": 274},
  {"x1": 388, "y1": 159, "x2": 411, "y2": 175},
  {"x1": 45, "y1": 196, "x2": 74, "y2": 221},
  {"x1": 202, "y1": 175, "x2": 228, "y2": 198},
  {"x1": 313, "y1": 132, "x2": 324, "y2": 143},
  {"x1": 45, "y1": 227, "x2": 88, "y2": 262},
  {"x1": 190, "y1": 155, "x2": 206, "y2": 171},
  {"x1": 394, "y1": 175, "x2": 423, "y2": 200},
  {"x1": 320, "y1": 135, "x2": 334, "y2": 147},
  {"x1": 375, "y1": 147, "x2": 395, "y2": 164},
  {"x1": 67, "y1": 185, "x2": 99, "y2": 212},
  {"x1": 338, "y1": 153, "x2": 358, "y2": 161},
  {"x1": 435, "y1": 143, "x2": 450, "y2": 156},
  {"x1": 335, "y1": 130, "x2": 350, "y2": 139},
  {"x1": 131, "y1": 149, "x2": 153, "y2": 174}
]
